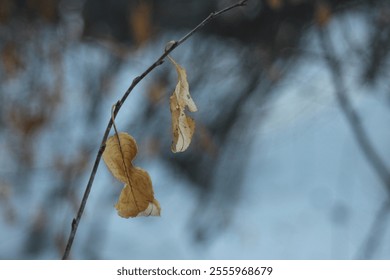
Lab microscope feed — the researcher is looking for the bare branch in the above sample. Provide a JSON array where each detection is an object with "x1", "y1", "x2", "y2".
[
  {"x1": 62, "y1": 0, "x2": 248, "y2": 260},
  {"x1": 318, "y1": 27, "x2": 390, "y2": 259},
  {"x1": 318, "y1": 27, "x2": 390, "y2": 192}
]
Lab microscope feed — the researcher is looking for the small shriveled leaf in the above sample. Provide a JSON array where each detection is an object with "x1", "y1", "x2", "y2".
[
  {"x1": 170, "y1": 95, "x2": 196, "y2": 152},
  {"x1": 168, "y1": 56, "x2": 197, "y2": 112},
  {"x1": 168, "y1": 56, "x2": 197, "y2": 153},
  {"x1": 103, "y1": 132, "x2": 160, "y2": 218}
]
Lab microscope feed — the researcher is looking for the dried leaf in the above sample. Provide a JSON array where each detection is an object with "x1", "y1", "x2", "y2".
[
  {"x1": 168, "y1": 56, "x2": 197, "y2": 153},
  {"x1": 103, "y1": 132, "x2": 160, "y2": 218}
]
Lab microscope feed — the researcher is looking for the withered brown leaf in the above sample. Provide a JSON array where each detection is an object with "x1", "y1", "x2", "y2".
[
  {"x1": 168, "y1": 56, "x2": 198, "y2": 153},
  {"x1": 103, "y1": 132, "x2": 161, "y2": 218}
]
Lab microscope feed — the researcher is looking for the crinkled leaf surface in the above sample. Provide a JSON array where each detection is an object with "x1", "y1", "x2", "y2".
[
  {"x1": 103, "y1": 132, "x2": 160, "y2": 218},
  {"x1": 168, "y1": 56, "x2": 198, "y2": 153}
]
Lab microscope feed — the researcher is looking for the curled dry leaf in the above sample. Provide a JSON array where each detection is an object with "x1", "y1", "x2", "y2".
[
  {"x1": 168, "y1": 56, "x2": 198, "y2": 153},
  {"x1": 102, "y1": 132, "x2": 160, "y2": 218}
]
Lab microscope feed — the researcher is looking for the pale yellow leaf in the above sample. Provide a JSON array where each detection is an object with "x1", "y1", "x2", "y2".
[
  {"x1": 103, "y1": 132, "x2": 160, "y2": 218},
  {"x1": 170, "y1": 95, "x2": 195, "y2": 152},
  {"x1": 168, "y1": 56, "x2": 197, "y2": 112},
  {"x1": 168, "y1": 56, "x2": 197, "y2": 153}
]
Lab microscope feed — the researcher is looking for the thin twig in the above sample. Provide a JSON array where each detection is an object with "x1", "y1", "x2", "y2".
[
  {"x1": 62, "y1": 0, "x2": 248, "y2": 260},
  {"x1": 177, "y1": 0, "x2": 248, "y2": 46},
  {"x1": 318, "y1": 27, "x2": 390, "y2": 259}
]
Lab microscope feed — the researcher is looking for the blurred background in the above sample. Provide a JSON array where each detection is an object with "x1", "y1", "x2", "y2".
[{"x1": 1, "y1": 0, "x2": 390, "y2": 259}]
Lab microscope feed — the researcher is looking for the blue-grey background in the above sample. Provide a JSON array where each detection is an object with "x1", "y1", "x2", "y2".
[{"x1": 0, "y1": 0, "x2": 390, "y2": 259}]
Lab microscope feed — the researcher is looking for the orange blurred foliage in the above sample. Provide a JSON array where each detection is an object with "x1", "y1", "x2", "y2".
[
  {"x1": 267, "y1": 0, "x2": 284, "y2": 10},
  {"x1": 1, "y1": 42, "x2": 24, "y2": 79},
  {"x1": 315, "y1": 2, "x2": 332, "y2": 27},
  {"x1": 129, "y1": 1, "x2": 154, "y2": 47}
]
